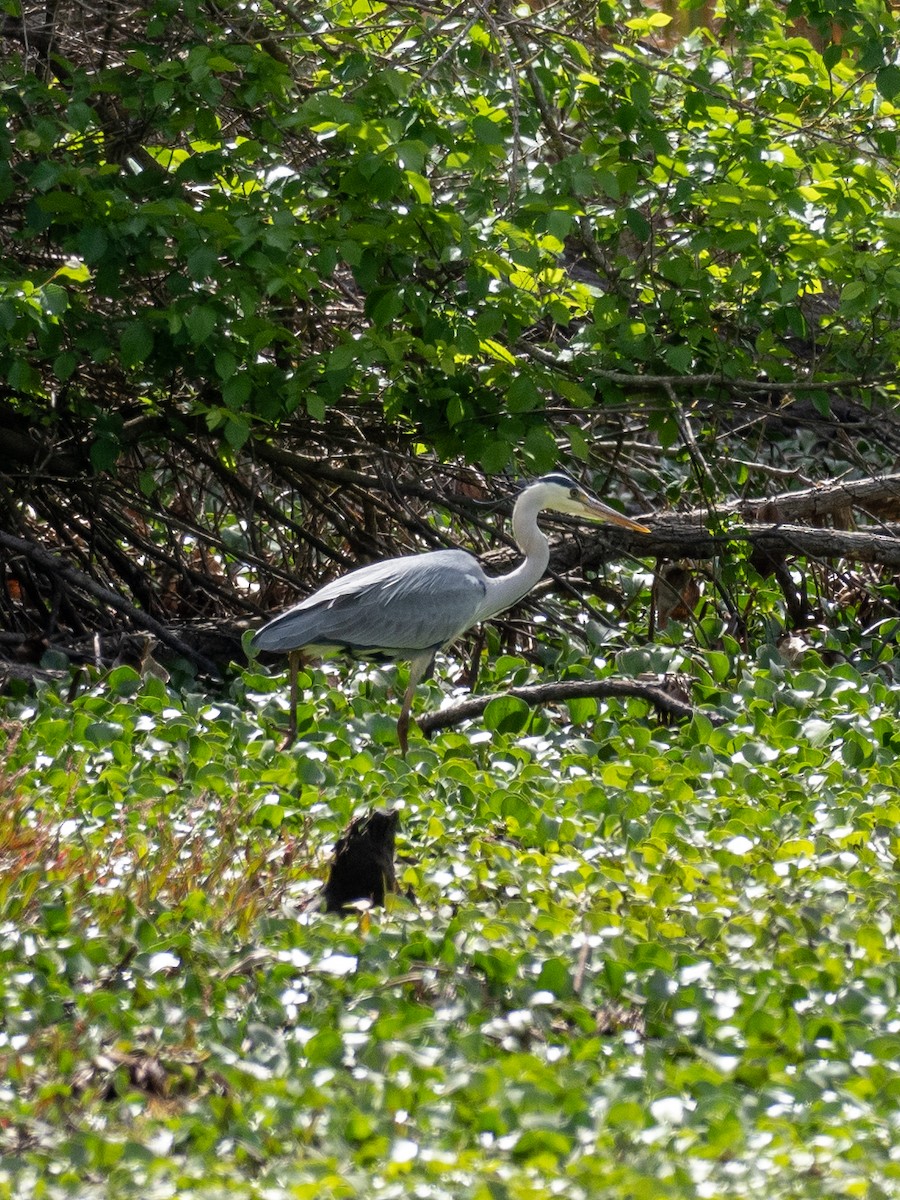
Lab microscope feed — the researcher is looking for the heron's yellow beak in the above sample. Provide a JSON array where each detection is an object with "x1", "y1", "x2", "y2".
[{"x1": 578, "y1": 492, "x2": 651, "y2": 534}]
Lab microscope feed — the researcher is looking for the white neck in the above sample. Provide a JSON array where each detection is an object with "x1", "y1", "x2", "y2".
[{"x1": 476, "y1": 486, "x2": 551, "y2": 622}]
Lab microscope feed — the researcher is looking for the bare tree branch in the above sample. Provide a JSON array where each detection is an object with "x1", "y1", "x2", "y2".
[
  {"x1": 565, "y1": 521, "x2": 900, "y2": 573},
  {"x1": 416, "y1": 676, "x2": 720, "y2": 737},
  {"x1": 718, "y1": 473, "x2": 900, "y2": 522}
]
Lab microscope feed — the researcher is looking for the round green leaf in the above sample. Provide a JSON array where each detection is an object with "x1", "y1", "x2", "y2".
[{"x1": 483, "y1": 694, "x2": 530, "y2": 734}]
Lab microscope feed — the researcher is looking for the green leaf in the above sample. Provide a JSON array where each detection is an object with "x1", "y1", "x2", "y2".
[
  {"x1": 536, "y1": 956, "x2": 572, "y2": 997},
  {"x1": 841, "y1": 281, "x2": 866, "y2": 304},
  {"x1": 107, "y1": 665, "x2": 142, "y2": 693},
  {"x1": 566, "y1": 423, "x2": 590, "y2": 461},
  {"x1": 480, "y1": 436, "x2": 510, "y2": 472},
  {"x1": 472, "y1": 116, "x2": 506, "y2": 146},
  {"x1": 404, "y1": 170, "x2": 432, "y2": 204},
  {"x1": 865, "y1": 1035, "x2": 900, "y2": 1060},
  {"x1": 566, "y1": 696, "x2": 596, "y2": 725},
  {"x1": 306, "y1": 392, "x2": 326, "y2": 420},
  {"x1": 53, "y1": 351, "x2": 78, "y2": 381},
  {"x1": 554, "y1": 377, "x2": 593, "y2": 407},
  {"x1": 223, "y1": 373, "x2": 252, "y2": 408},
  {"x1": 507, "y1": 374, "x2": 541, "y2": 414},
  {"x1": 366, "y1": 287, "x2": 404, "y2": 326},
  {"x1": 40, "y1": 283, "x2": 68, "y2": 316},
  {"x1": 663, "y1": 344, "x2": 693, "y2": 374},
  {"x1": 214, "y1": 350, "x2": 237, "y2": 380},
  {"x1": 876, "y1": 65, "x2": 900, "y2": 100},
  {"x1": 224, "y1": 416, "x2": 251, "y2": 450},
  {"x1": 120, "y1": 321, "x2": 154, "y2": 368},
  {"x1": 84, "y1": 720, "x2": 125, "y2": 748},
  {"x1": 522, "y1": 423, "x2": 559, "y2": 473},
  {"x1": 90, "y1": 434, "x2": 120, "y2": 473},
  {"x1": 704, "y1": 650, "x2": 731, "y2": 683},
  {"x1": 624, "y1": 208, "x2": 651, "y2": 240},
  {"x1": 184, "y1": 305, "x2": 218, "y2": 344},
  {"x1": 78, "y1": 225, "x2": 108, "y2": 263},
  {"x1": 484, "y1": 695, "x2": 530, "y2": 734},
  {"x1": 501, "y1": 792, "x2": 533, "y2": 826},
  {"x1": 254, "y1": 802, "x2": 284, "y2": 828}
]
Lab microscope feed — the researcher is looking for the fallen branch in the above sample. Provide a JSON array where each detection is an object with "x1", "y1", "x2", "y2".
[
  {"x1": 711, "y1": 473, "x2": 900, "y2": 523},
  {"x1": 416, "y1": 677, "x2": 723, "y2": 738},
  {"x1": 555, "y1": 520, "x2": 900, "y2": 574}
]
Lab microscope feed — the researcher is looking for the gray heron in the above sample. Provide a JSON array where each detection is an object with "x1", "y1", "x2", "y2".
[{"x1": 252, "y1": 472, "x2": 650, "y2": 753}]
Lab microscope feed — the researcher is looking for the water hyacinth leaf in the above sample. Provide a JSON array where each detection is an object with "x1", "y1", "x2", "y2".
[{"x1": 484, "y1": 695, "x2": 530, "y2": 734}]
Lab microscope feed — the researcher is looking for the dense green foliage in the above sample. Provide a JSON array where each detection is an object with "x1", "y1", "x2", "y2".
[
  {"x1": 3, "y1": 0, "x2": 900, "y2": 473},
  {"x1": 4, "y1": 637, "x2": 900, "y2": 1198}
]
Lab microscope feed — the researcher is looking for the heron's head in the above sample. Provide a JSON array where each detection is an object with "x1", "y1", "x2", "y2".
[{"x1": 529, "y1": 472, "x2": 651, "y2": 533}]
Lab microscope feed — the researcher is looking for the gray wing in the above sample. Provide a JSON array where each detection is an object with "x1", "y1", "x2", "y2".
[{"x1": 252, "y1": 549, "x2": 488, "y2": 655}]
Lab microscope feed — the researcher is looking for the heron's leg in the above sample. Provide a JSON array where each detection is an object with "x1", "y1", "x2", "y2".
[
  {"x1": 281, "y1": 650, "x2": 301, "y2": 751},
  {"x1": 396, "y1": 653, "x2": 433, "y2": 757},
  {"x1": 397, "y1": 700, "x2": 411, "y2": 758}
]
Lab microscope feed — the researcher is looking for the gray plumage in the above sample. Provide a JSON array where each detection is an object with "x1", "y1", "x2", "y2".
[
  {"x1": 253, "y1": 549, "x2": 488, "y2": 659},
  {"x1": 252, "y1": 474, "x2": 650, "y2": 753}
]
